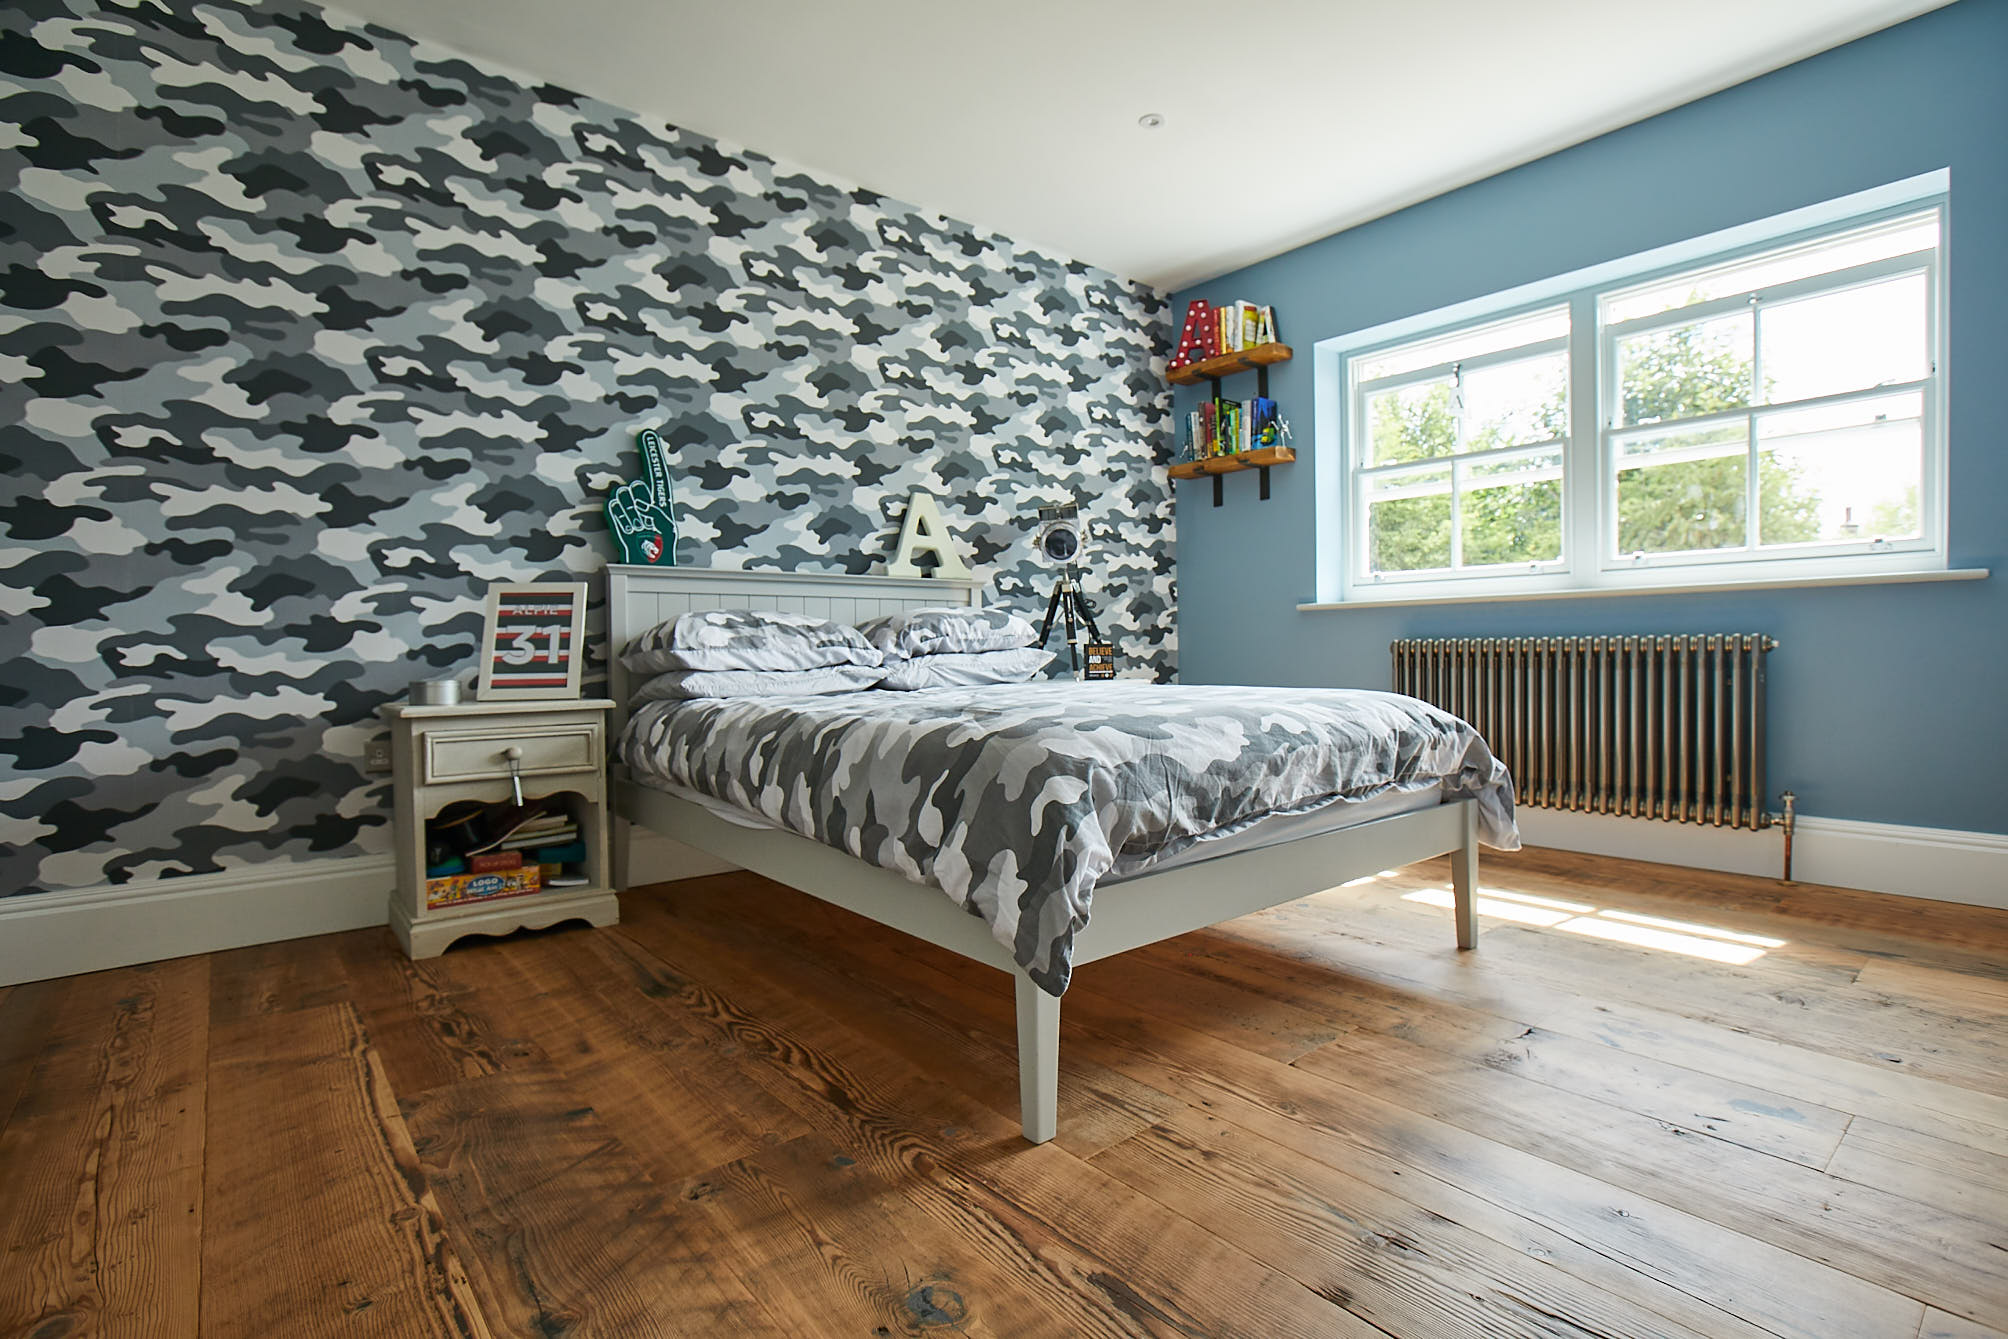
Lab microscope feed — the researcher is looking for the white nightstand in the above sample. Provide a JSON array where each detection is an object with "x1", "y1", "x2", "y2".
[{"x1": 379, "y1": 698, "x2": 620, "y2": 958}]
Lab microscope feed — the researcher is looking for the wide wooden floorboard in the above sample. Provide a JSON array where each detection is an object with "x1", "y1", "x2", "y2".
[
  {"x1": 199, "y1": 1001, "x2": 488, "y2": 1339},
  {"x1": 2, "y1": 846, "x2": 2003, "y2": 1337},
  {"x1": 0, "y1": 959, "x2": 208, "y2": 1339},
  {"x1": 403, "y1": 1064, "x2": 793, "y2": 1338}
]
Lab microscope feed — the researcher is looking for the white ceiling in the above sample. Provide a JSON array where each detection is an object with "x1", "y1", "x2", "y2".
[{"x1": 322, "y1": 0, "x2": 1955, "y2": 290}]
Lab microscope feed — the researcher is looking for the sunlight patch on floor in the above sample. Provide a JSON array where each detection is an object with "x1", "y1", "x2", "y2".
[
  {"x1": 1558, "y1": 915, "x2": 1769, "y2": 964},
  {"x1": 1484, "y1": 888, "x2": 1596, "y2": 915},
  {"x1": 1596, "y1": 908, "x2": 1786, "y2": 948},
  {"x1": 1400, "y1": 886, "x2": 1780, "y2": 964},
  {"x1": 1402, "y1": 887, "x2": 1574, "y2": 927}
]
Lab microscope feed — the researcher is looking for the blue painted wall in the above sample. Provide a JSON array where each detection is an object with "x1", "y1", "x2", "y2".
[{"x1": 1173, "y1": 0, "x2": 2008, "y2": 834}]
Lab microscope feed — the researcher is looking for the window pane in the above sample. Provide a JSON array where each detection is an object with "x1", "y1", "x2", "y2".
[
  {"x1": 1617, "y1": 313, "x2": 1752, "y2": 427},
  {"x1": 1367, "y1": 379, "x2": 1456, "y2": 465},
  {"x1": 1760, "y1": 273, "x2": 1928, "y2": 405},
  {"x1": 1356, "y1": 306, "x2": 1568, "y2": 383},
  {"x1": 1366, "y1": 466, "x2": 1451, "y2": 573},
  {"x1": 1462, "y1": 450, "x2": 1563, "y2": 566},
  {"x1": 1463, "y1": 352, "x2": 1568, "y2": 450},
  {"x1": 1603, "y1": 211, "x2": 1939, "y2": 324},
  {"x1": 1615, "y1": 423, "x2": 1749, "y2": 554},
  {"x1": 1756, "y1": 392, "x2": 1924, "y2": 547}
]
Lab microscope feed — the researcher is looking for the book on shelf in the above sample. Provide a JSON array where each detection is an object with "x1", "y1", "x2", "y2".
[
  {"x1": 1199, "y1": 300, "x2": 1279, "y2": 357},
  {"x1": 496, "y1": 825, "x2": 578, "y2": 851},
  {"x1": 1182, "y1": 394, "x2": 1285, "y2": 461}
]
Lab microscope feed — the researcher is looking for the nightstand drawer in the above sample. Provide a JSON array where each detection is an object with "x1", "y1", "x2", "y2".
[{"x1": 422, "y1": 725, "x2": 599, "y2": 784}]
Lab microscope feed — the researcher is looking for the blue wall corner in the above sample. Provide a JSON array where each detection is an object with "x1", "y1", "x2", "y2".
[{"x1": 1171, "y1": 0, "x2": 2008, "y2": 833}]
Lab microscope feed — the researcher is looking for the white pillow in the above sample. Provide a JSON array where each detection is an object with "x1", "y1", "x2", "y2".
[
  {"x1": 877, "y1": 647, "x2": 1056, "y2": 691},
  {"x1": 857, "y1": 606, "x2": 1039, "y2": 658},
  {"x1": 631, "y1": 663, "x2": 887, "y2": 704},
  {"x1": 622, "y1": 608, "x2": 881, "y2": 675}
]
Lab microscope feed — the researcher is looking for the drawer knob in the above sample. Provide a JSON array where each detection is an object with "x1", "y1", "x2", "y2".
[{"x1": 502, "y1": 746, "x2": 524, "y2": 805}]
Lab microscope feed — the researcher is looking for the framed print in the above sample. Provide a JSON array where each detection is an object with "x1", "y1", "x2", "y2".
[{"x1": 476, "y1": 582, "x2": 588, "y2": 700}]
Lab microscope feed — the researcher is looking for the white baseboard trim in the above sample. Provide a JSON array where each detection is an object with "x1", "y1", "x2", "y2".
[
  {"x1": 0, "y1": 855, "x2": 394, "y2": 987},
  {"x1": 0, "y1": 829, "x2": 741, "y2": 988},
  {"x1": 6, "y1": 808, "x2": 1996, "y2": 988},
  {"x1": 1514, "y1": 809, "x2": 2008, "y2": 911}
]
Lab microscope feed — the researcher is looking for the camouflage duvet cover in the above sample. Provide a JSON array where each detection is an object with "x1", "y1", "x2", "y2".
[{"x1": 620, "y1": 682, "x2": 1518, "y2": 994}]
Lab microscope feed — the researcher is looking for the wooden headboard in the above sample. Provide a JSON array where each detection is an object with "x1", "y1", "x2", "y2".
[{"x1": 604, "y1": 564, "x2": 985, "y2": 738}]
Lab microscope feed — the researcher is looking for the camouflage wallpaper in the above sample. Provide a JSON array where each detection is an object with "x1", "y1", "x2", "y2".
[{"x1": 0, "y1": 0, "x2": 1175, "y2": 896}]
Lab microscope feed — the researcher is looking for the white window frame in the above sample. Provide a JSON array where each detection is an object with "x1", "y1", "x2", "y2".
[
  {"x1": 1324, "y1": 182, "x2": 1949, "y2": 606},
  {"x1": 1349, "y1": 309, "x2": 1572, "y2": 586}
]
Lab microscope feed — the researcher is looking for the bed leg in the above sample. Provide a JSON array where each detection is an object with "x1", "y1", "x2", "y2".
[
  {"x1": 1014, "y1": 972, "x2": 1059, "y2": 1145},
  {"x1": 1451, "y1": 803, "x2": 1480, "y2": 951}
]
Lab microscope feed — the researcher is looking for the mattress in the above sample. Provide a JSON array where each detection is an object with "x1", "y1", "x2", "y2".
[{"x1": 620, "y1": 681, "x2": 1517, "y2": 993}]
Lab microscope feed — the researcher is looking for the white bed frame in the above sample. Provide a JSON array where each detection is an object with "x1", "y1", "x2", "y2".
[{"x1": 606, "y1": 564, "x2": 1479, "y2": 1144}]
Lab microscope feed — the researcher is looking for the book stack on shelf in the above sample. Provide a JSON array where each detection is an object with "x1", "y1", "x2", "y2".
[
  {"x1": 1170, "y1": 298, "x2": 1280, "y2": 371},
  {"x1": 421, "y1": 793, "x2": 592, "y2": 908},
  {"x1": 1167, "y1": 299, "x2": 1294, "y2": 503},
  {"x1": 1184, "y1": 396, "x2": 1283, "y2": 461}
]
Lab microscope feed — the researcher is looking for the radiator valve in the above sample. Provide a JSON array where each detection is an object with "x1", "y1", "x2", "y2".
[{"x1": 1779, "y1": 790, "x2": 1797, "y2": 885}]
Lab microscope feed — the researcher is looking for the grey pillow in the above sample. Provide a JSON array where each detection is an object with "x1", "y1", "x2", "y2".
[
  {"x1": 622, "y1": 608, "x2": 882, "y2": 675},
  {"x1": 858, "y1": 606, "x2": 1039, "y2": 658},
  {"x1": 630, "y1": 663, "x2": 887, "y2": 704},
  {"x1": 878, "y1": 647, "x2": 1056, "y2": 691}
]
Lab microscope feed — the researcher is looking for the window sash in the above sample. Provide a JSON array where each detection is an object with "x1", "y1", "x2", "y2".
[
  {"x1": 1598, "y1": 249, "x2": 1933, "y2": 345},
  {"x1": 1597, "y1": 252, "x2": 1938, "y2": 570},
  {"x1": 1353, "y1": 334, "x2": 1569, "y2": 398}
]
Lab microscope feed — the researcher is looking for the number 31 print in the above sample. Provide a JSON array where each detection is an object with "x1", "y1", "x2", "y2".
[
  {"x1": 501, "y1": 624, "x2": 567, "y2": 665},
  {"x1": 477, "y1": 583, "x2": 588, "y2": 700}
]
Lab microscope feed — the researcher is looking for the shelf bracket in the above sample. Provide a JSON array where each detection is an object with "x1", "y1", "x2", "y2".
[
  {"x1": 1211, "y1": 474, "x2": 1224, "y2": 508},
  {"x1": 1258, "y1": 465, "x2": 1271, "y2": 501}
]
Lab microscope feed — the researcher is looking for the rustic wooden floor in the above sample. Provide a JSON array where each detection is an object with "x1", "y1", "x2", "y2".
[{"x1": 2, "y1": 848, "x2": 2004, "y2": 1338}]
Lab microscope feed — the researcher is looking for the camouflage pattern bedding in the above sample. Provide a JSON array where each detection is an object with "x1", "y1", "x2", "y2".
[{"x1": 621, "y1": 682, "x2": 1519, "y2": 994}]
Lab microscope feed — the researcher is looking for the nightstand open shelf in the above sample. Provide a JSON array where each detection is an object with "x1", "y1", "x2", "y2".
[{"x1": 380, "y1": 698, "x2": 619, "y2": 958}]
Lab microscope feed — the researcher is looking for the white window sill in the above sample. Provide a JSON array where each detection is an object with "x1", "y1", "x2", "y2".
[{"x1": 1297, "y1": 566, "x2": 1989, "y2": 612}]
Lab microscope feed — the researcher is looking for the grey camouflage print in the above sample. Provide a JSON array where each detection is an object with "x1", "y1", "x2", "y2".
[
  {"x1": 621, "y1": 683, "x2": 1521, "y2": 994},
  {"x1": 621, "y1": 608, "x2": 883, "y2": 675},
  {"x1": 857, "y1": 605, "x2": 1039, "y2": 657},
  {"x1": 0, "y1": 0, "x2": 1175, "y2": 895}
]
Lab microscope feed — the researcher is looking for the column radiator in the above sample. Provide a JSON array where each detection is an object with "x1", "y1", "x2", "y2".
[{"x1": 1391, "y1": 635, "x2": 1778, "y2": 830}]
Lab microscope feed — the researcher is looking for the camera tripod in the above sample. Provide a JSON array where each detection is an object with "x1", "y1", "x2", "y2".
[{"x1": 1038, "y1": 570, "x2": 1103, "y2": 674}]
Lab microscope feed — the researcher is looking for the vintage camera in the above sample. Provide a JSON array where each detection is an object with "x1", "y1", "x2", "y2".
[{"x1": 1034, "y1": 502, "x2": 1084, "y2": 567}]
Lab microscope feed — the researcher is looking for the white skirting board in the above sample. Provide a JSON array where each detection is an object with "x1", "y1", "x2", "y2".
[
  {"x1": 0, "y1": 829, "x2": 733, "y2": 987},
  {"x1": 4, "y1": 812, "x2": 1999, "y2": 987},
  {"x1": 0, "y1": 854, "x2": 394, "y2": 988},
  {"x1": 1515, "y1": 809, "x2": 2008, "y2": 911}
]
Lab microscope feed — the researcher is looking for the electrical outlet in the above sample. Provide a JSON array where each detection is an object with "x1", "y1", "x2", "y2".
[{"x1": 364, "y1": 737, "x2": 393, "y2": 774}]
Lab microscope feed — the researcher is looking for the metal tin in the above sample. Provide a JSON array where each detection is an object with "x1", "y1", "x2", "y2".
[{"x1": 410, "y1": 678, "x2": 462, "y2": 706}]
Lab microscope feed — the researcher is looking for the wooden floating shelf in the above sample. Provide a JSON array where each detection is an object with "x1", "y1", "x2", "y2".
[
  {"x1": 1167, "y1": 342, "x2": 1293, "y2": 385},
  {"x1": 1169, "y1": 445, "x2": 1295, "y2": 481}
]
